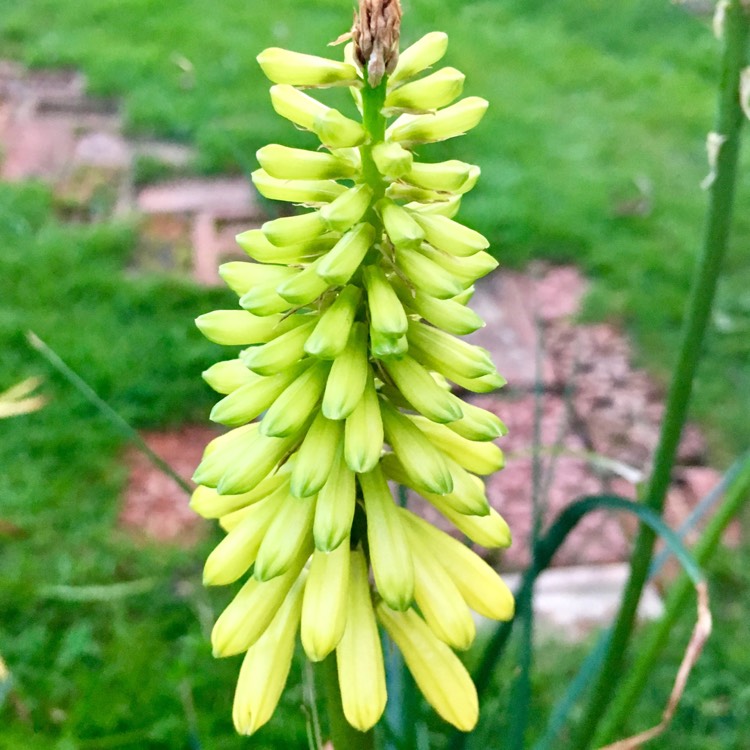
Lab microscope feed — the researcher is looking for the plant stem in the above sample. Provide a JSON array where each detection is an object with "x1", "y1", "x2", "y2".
[
  {"x1": 596, "y1": 454, "x2": 750, "y2": 744},
  {"x1": 452, "y1": 493, "x2": 705, "y2": 750},
  {"x1": 572, "y1": 4, "x2": 750, "y2": 746},
  {"x1": 318, "y1": 654, "x2": 376, "y2": 750},
  {"x1": 26, "y1": 331, "x2": 193, "y2": 494},
  {"x1": 315, "y1": 78, "x2": 386, "y2": 750}
]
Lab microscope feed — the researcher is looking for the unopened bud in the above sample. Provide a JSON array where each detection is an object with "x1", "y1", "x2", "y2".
[
  {"x1": 389, "y1": 31, "x2": 448, "y2": 85},
  {"x1": 404, "y1": 159, "x2": 474, "y2": 192},
  {"x1": 317, "y1": 223, "x2": 376, "y2": 286},
  {"x1": 320, "y1": 184, "x2": 373, "y2": 232},
  {"x1": 257, "y1": 144, "x2": 358, "y2": 181},
  {"x1": 412, "y1": 213, "x2": 489, "y2": 257},
  {"x1": 387, "y1": 96, "x2": 488, "y2": 144},
  {"x1": 258, "y1": 47, "x2": 361, "y2": 88},
  {"x1": 252, "y1": 170, "x2": 347, "y2": 205},
  {"x1": 384, "y1": 67, "x2": 464, "y2": 112},
  {"x1": 270, "y1": 84, "x2": 329, "y2": 131},
  {"x1": 378, "y1": 199, "x2": 424, "y2": 248},
  {"x1": 314, "y1": 109, "x2": 368, "y2": 149},
  {"x1": 262, "y1": 211, "x2": 327, "y2": 247}
]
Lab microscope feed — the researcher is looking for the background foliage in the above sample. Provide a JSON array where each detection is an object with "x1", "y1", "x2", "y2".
[{"x1": 1, "y1": 1, "x2": 749, "y2": 748}]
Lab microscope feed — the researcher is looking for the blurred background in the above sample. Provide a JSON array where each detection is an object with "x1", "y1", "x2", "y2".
[{"x1": 1, "y1": 0, "x2": 749, "y2": 748}]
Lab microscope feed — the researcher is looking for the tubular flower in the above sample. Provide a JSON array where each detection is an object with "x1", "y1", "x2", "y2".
[{"x1": 192, "y1": 21, "x2": 513, "y2": 737}]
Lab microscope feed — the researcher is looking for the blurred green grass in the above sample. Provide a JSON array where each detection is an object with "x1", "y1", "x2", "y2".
[{"x1": 1, "y1": 0, "x2": 749, "y2": 748}]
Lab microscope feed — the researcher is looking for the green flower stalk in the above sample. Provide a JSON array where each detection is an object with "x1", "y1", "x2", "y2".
[{"x1": 192, "y1": 0, "x2": 513, "y2": 736}]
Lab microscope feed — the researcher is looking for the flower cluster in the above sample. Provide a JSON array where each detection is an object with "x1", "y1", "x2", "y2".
[{"x1": 192, "y1": 29, "x2": 513, "y2": 736}]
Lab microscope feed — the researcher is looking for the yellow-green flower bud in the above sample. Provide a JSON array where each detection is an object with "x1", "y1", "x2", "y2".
[
  {"x1": 456, "y1": 165, "x2": 481, "y2": 194},
  {"x1": 202, "y1": 359, "x2": 259, "y2": 395},
  {"x1": 322, "y1": 323, "x2": 369, "y2": 420},
  {"x1": 301, "y1": 542, "x2": 350, "y2": 661},
  {"x1": 379, "y1": 199, "x2": 425, "y2": 248},
  {"x1": 211, "y1": 544, "x2": 310, "y2": 657},
  {"x1": 316, "y1": 223, "x2": 376, "y2": 286},
  {"x1": 385, "y1": 67, "x2": 465, "y2": 112},
  {"x1": 419, "y1": 243, "x2": 498, "y2": 283},
  {"x1": 251, "y1": 169, "x2": 347, "y2": 205},
  {"x1": 404, "y1": 159, "x2": 474, "y2": 192},
  {"x1": 363, "y1": 265, "x2": 408, "y2": 337},
  {"x1": 257, "y1": 144, "x2": 358, "y2": 180},
  {"x1": 216, "y1": 431, "x2": 299, "y2": 496},
  {"x1": 371, "y1": 141, "x2": 413, "y2": 177},
  {"x1": 389, "y1": 31, "x2": 449, "y2": 85},
  {"x1": 319, "y1": 184, "x2": 373, "y2": 232},
  {"x1": 445, "y1": 398, "x2": 508, "y2": 441},
  {"x1": 376, "y1": 604, "x2": 478, "y2": 732},
  {"x1": 359, "y1": 465, "x2": 415, "y2": 610},
  {"x1": 370, "y1": 328, "x2": 408, "y2": 359},
  {"x1": 270, "y1": 84, "x2": 329, "y2": 131},
  {"x1": 450, "y1": 371, "x2": 507, "y2": 394},
  {"x1": 290, "y1": 411, "x2": 343, "y2": 498},
  {"x1": 386, "y1": 183, "x2": 445, "y2": 204},
  {"x1": 452, "y1": 286, "x2": 475, "y2": 305},
  {"x1": 190, "y1": 469, "x2": 290, "y2": 519},
  {"x1": 387, "y1": 96, "x2": 489, "y2": 144},
  {"x1": 380, "y1": 400, "x2": 453, "y2": 494},
  {"x1": 313, "y1": 109, "x2": 368, "y2": 149},
  {"x1": 314, "y1": 444, "x2": 356, "y2": 551},
  {"x1": 254, "y1": 491, "x2": 316, "y2": 581},
  {"x1": 239, "y1": 276, "x2": 297, "y2": 317},
  {"x1": 413, "y1": 213, "x2": 489, "y2": 257},
  {"x1": 219, "y1": 261, "x2": 296, "y2": 298},
  {"x1": 241, "y1": 317, "x2": 316, "y2": 375},
  {"x1": 407, "y1": 193, "x2": 462, "y2": 218},
  {"x1": 409, "y1": 527, "x2": 476, "y2": 650},
  {"x1": 275, "y1": 260, "x2": 330, "y2": 306},
  {"x1": 394, "y1": 246, "x2": 464, "y2": 299},
  {"x1": 232, "y1": 573, "x2": 305, "y2": 735},
  {"x1": 236, "y1": 228, "x2": 334, "y2": 264},
  {"x1": 202, "y1": 489, "x2": 280, "y2": 585},
  {"x1": 262, "y1": 210, "x2": 327, "y2": 247},
  {"x1": 192, "y1": 424, "x2": 258, "y2": 488},
  {"x1": 209, "y1": 363, "x2": 307, "y2": 427},
  {"x1": 336, "y1": 549, "x2": 387, "y2": 732},
  {"x1": 429, "y1": 491, "x2": 511, "y2": 548},
  {"x1": 409, "y1": 414, "x2": 504, "y2": 475},
  {"x1": 407, "y1": 320, "x2": 496, "y2": 379},
  {"x1": 381, "y1": 453, "x2": 488, "y2": 517},
  {"x1": 402, "y1": 510, "x2": 514, "y2": 620},
  {"x1": 344, "y1": 374, "x2": 384, "y2": 473},
  {"x1": 393, "y1": 280, "x2": 484, "y2": 335},
  {"x1": 258, "y1": 47, "x2": 361, "y2": 88},
  {"x1": 383, "y1": 355, "x2": 463, "y2": 423},
  {"x1": 304, "y1": 285, "x2": 362, "y2": 359},
  {"x1": 195, "y1": 310, "x2": 299, "y2": 346},
  {"x1": 260, "y1": 360, "x2": 330, "y2": 437}
]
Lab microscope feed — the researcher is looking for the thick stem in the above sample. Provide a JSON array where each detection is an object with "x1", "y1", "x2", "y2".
[
  {"x1": 573, "y1": 4, "x2": 750, "y2": 746},
  {"x1": 316, "y1": 77, "x2": 386, "y2": 750},
  {"x1": 318, "y1": 654, "x2": 376, "y2": 750}
]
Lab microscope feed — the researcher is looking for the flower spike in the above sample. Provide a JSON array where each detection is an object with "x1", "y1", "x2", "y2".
[{"x1": 193, "y1": 7, "x2": 513, "y2": 736}]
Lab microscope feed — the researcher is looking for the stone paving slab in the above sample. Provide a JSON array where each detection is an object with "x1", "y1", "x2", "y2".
[
  {"x1": 136, "y1": 178, "x2": 260, "y2": 218},
  {"x1": 499, "y1": 563, "x2": 665, "y2": 640}
]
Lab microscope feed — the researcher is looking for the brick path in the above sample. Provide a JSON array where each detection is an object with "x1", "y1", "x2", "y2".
[{"x1": 1, "y1": 61, "x2": 730, "y2": 583}]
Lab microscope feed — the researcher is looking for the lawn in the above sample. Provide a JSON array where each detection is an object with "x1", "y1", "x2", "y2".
[{"x1": 1, "y1": 0, "x2": 749, "y2": 748}]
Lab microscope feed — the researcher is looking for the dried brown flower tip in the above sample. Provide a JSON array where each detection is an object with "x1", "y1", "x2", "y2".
[{"x1": 353, "y1": 0, "x2": 402, "y2": 87}]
